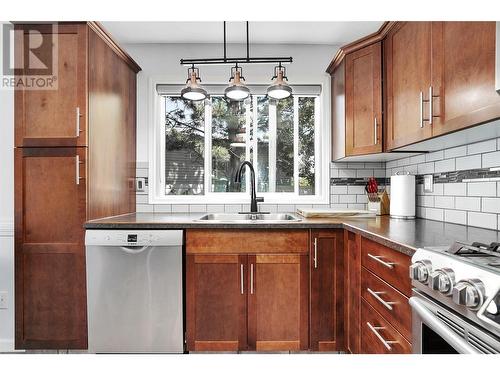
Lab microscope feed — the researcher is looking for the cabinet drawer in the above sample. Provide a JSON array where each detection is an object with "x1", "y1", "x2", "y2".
[
  {"x1": 361, "y1": 238, "x2": 411, "y2": 296},
  {"x1": 361, "y1": 268, "x2": 411, "y2": 341},
  {"x1": 361, "y1": 299, "x2": 411, "y2": 354}
]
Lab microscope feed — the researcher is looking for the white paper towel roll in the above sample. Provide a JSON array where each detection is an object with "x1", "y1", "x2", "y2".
[{"x1": 390, "y1": 173, "x2": 416, "y2": 219}]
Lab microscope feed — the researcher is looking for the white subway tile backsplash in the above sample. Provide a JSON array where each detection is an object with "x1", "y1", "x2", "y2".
[
  {"x1": 136, "y1": 194, "x2": 149, "y2": 204},
  {"x1": 455, "y1": 197, "x2": 481, "y2": 211},
  {"x1": 357, "y1": 195, "x2": 368, "y2": 204},
  {"x1": 364, "y1": 162, "x2": 384, "y2": 169},
  {"x1": 386, "y1": 160, "x2": 399, "y2": 169},
  {"x1": 348, "y1": 203, "x2": 366, "y2": 210},
  {"x1": 331, "y1": 186, "x2": 348, "y2": 195},
  {"x1": 443, "y1": 183, "x2": 466, "y2": 196},
  {"x1": 434, "y1": 196, "x2": 454, "y2": 209},
  {"x1": 136, "y1": 168, "x2": 148, "y2": 178},
  {"x1": 467, "y1": 139, "x2": 497, "y2": 155},
  {"x1": 426, "y1": 150, "x2": 444, "y2": 162},
  {"x1": 338, "y1": 169, "x2": 356, "y2": 178},
  {"x1": 153, "y1": 204, "x2": 171, "y2": 213},
  {"x1": 357, "y1": 169, "x2": 375, "y2": 178},
  {"x1": 189, "y1": 204, "x2": 207, "y2": 213},
  {"x1": 171, "y1": 204, "x2": 189, "y2": 213},
  {"x1": 417, "y1": 195, "x2": 435, "y2": 207},
  {"x1": 260, "y1": 204, "x2": 278, "y2": 213},
  {"x1": 206, "y1": 204, "x2": 225, "y2": 212},
  {"x1": 426, "y1": 208, "x2": 444, "y2": 221},
  {"x1": 410, "y1": 154, "x2": 426, "y2": 165},
  {"x1": 404, "y1": 164, "x2": 419, "y2": 175},
  {"x1": 467, "y1": 182, "x2": 497, "y2": 197},
  {"x1": 482, "y1": 198, "x2": 500, "y2": 214},
  {"x1": 330, "y1": 203, "x2": 348, "y2": 210},
  {"x1": 482, "y1": 151, "x2": 500, "y2": 168},
  {"x1": 444, "y1": 209, "x2": 467, "y2": 225},
  {"x1": 435, "y1": 159, "x2": 455, "y2": 173},
  {"x1": 456, "y1": 155, "x2": 481, "y2": 171},
  {"x1": 467, "y1": 212, "x2": 498, "y2": 230},
  {"x1": 277, "y1": 204, "x2": 295, "y2": 213},
  {"x1": 224, "y1": 204, "x2": 242, "y2": 213},
  {"x1": 136, "y1": 203, "x2": 154, "y2": 213},
  {"x1": 348, "y1": 185, "x2": 366, "y2": 194},
  {"x1": 417, "y1": 162, "x2": 435, "y2": 175},
  {"x1": 444, "y1": 145, "x2": 467, "y2": 159},
  {"x1": 339, "y1": 195, "x2": 357, "y2": 203},
  {"x1": 374, "y1": 169, "x2": 386, "y2": 177}
]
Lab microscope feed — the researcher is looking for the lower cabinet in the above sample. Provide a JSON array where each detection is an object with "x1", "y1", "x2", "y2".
[
  {"x1": 344, "y1": 230, "x2": 361, "y2": 354},
  {"x1": 310, "y1": 230, "x2": 344, "y2": 351},
  {"x1": 186, "y1": 253, "x2": 309, "y2": 352}
]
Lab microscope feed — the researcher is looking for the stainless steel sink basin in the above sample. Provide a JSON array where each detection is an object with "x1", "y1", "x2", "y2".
[{"x1": 195, "y1": 213, "x2": 301, "y2": 223}]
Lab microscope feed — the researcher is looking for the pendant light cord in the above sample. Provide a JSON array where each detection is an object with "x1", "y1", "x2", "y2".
[{"x1": 246, "y1": 21, "x2": 249, "y2": 62}]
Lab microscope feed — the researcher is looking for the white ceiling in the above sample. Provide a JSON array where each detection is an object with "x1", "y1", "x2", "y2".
[{"x1": 100, "y1": 21, "x2": 384, "y2": 45}]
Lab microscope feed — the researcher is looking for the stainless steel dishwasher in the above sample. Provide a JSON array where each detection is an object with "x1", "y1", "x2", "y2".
[{"x1": 85, "y1": 229, "x2": 183, "y2": 353}]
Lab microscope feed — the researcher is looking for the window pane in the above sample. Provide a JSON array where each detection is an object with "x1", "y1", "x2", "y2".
[
  {"x1": 164, "y1": 96, "x2": 205, "y2": 195},
  {"x1": 211, "y1": 96, "x2": 247, "y2": 192},
  {"x1": 298, "y1": 97, "x2": 315, "y2": 195},
  {"x1": 276, "y1": 97, "x2": 294, "y2": 192},
  {"x1": 256, "y1": 96, "x2": 269, "y2": 192}
]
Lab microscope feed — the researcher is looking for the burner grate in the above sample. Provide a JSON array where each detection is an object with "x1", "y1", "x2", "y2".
[{"x1": 447, "y1": 242, "x2": 500, "y2": 259}]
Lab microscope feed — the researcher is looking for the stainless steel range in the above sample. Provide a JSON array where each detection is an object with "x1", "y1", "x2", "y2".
[{"x1": 409, "y1": 241, "x2": 500, "y2": 354}]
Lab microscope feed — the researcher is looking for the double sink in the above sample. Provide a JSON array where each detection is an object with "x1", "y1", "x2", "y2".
[{"x1": 196, "y1": 213, "x2": 301, "y2": 223}]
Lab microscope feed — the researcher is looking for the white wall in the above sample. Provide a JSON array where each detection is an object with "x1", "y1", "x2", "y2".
[
  {"x1": 122, "y1": 42, "x2": 338, "y2": 163},
  {"x1": 0, "y1": 38, "x2": 15, "y2": 350}
]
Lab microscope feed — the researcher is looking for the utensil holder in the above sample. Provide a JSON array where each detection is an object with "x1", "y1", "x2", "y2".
[{"x1": 367, "y1": 190, "x2": 390, "y2": 216}]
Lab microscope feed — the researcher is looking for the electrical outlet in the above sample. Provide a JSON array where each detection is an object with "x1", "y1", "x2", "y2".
[
  {"x1": 0, "y1": 291, "x2": 7, "y2": 309},
  {"x1": 424, "y1": 174, "x2": 433, "y2": 193}
]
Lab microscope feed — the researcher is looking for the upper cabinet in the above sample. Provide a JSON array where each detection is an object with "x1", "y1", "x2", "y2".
[
  {"x1": 345, "y1": 42, "x2": 383, "y2": 155},
  {"x1": 385, "y1": 21, "x2": 500, "y2": 150},
  {"x1": 328, "y1": 21, "x2": 500, "y2": 156},
  {"x1": 384, "y1": 22, "x2": 433, "y2": 150}
]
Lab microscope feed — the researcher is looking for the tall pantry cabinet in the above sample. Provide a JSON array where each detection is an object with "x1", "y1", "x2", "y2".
[{"x1": 14, "y1": 22, "x2": 141, "y2": 349}]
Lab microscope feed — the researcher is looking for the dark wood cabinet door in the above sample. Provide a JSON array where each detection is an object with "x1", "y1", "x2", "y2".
[
  {"x1": 431, "y1": 22, "x2": 500, "y2": 136},
  {"x1": 344, "y1": 231, "x2": 361, "y2": 354},
  {"x1": 310, "y1": 230, "x2": 344, "y2": 351},
  {"x1": 345, "y1": 42, "x2": 382, "y2": 155},
  {"x1": 248, "y1": 254, "x2": 309, "y2": 351},
  {"x1": 14, "y1": 147, "x2": 87, "y2": 349},
  {"x1": 186, "y1": 254, "x2": 247, "y2": 351},
  {"x1": 385, "y1": 22, "x2": 433, "y2": 150},
  {"x1": 14, "y1": 23, "x2": 87, "y2": 147}
]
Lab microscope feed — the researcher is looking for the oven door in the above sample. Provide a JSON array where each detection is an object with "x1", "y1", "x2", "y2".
[{"x1": 410, "y1": 291, "x2": 500, "y2": 354}]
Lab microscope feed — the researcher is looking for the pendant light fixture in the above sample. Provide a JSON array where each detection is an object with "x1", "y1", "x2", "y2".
[
  {"x1": 180, "y1": 65, "x2": 208, "y2": 101},
  {"x1": 267, "y1": 63, "x2": 292, "y2": 100},
  {"x1": 224, "y1": 64, "x2": 250, "y2": 101},
  {"x1": 180, "y1": 22, "x2": 293, "y2": 101}
]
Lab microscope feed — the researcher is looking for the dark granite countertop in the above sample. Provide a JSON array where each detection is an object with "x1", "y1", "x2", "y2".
[{"x1": 85, "y1": 213, "x2": 500, "y2": 257}]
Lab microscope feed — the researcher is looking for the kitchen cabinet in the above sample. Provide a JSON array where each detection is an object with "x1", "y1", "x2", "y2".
[
  {"x1": 310, "y1": 230, "x2": 344, "y2": 351},
  {"x1": 14, "y1": 22, "x2": 140, "y2": 349},
  {"x1": 186, "y1": 254, "x2": 247, "y2": 351},
  {"x1": 345, "y1": 42, "x2": 382, "y2": 155},
  {"x1": 344, "y1": 230, "x2": 361, "y2": 354},
  {"x1": 14, "y1": 147, "x2": 87, "y2": 349},
  {"x1": 248, "y1": 254, "x2": 309, "y2": 351},
  {"x1": 384, "y1": 22, "x2": 433, "y2": 150},
  {"x1": 385, "y1": 21, "x2": 500, "y2": 149},
  {"x1": 14, "y1": 24, "x2": 87, "y2": 147},
  {"x1": 186, "y1": 229, "x2": 309, "y2": 352}
]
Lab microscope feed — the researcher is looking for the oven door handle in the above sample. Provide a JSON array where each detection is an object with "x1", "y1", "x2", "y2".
[{"x1": 409, "y1": 296, "x2": 481, "y2": 354}]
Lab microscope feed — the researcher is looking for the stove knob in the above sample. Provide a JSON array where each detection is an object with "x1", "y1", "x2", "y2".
[
  {"x1": 409, "y1": 260, "x2": 432, "y2": 283},
  {"x1": 429, "y1": 268, "x2": 455, "y2": 294},
  {"x1": 452, "y1": 279, "x2": 485, "y2": 309}
]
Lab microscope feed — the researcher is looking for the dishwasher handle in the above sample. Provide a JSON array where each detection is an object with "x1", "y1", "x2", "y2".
[{"x1": 119, "y1": 246, "x2": 151, "y2": 254}]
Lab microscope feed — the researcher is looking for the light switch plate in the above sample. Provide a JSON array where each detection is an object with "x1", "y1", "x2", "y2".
[
  {"x1": 0, "y1": 291, "x2": 7, "y2": 309},
  {"x1": 424, "y1": 174, "x2": 433, "y2": 193},
  {"x1": 136, "y1": 178, "x2": 146, "y2": 192}
]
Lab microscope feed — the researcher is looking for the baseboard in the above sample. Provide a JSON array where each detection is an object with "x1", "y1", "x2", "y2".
[{"x1": 0, "y1": 221, "x2": 14, "y2": 237}]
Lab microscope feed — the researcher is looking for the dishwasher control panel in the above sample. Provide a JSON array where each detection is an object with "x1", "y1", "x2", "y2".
[{"x1": 85, "y1": 230, "x2": 183, "y2": 247}]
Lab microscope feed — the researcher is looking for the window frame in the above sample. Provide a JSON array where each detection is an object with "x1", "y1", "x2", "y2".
[{"x1": 148, "y1": 78, "x2": 330, "y2": 205}]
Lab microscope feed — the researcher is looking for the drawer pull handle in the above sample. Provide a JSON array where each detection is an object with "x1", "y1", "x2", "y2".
[
  {"x1": 76, "y1": 107, "x2": 83, "y2": 137},
  {"x1": 250, "y1": 263, "x2": 254, "y2": 294},
  {"x1": 366, "y1": 322, "x2": 398, "y2": 351},
  {"x1": 313, "y1": 238, "x2": 318, "y2": 269},
  {"x1": 240, "y1": 264, "x2": 244, "y2": 295},
  {"x1": 367, "y1": 288, "x2": 395, "y2": 311},
  {"x1": 367, "y1": 253, "x2": 395, "y2": 269}
]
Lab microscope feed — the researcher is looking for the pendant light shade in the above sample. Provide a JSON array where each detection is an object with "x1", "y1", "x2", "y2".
[
  {"x1": 267, "y1": 64, "x2": 292, "y2": 100},
  {"x1": 181, "y1": 66, "x2": 208, "y2": 101},
  {"x1": 224, "y1": 65, "x2": 250, "y2": 101}
]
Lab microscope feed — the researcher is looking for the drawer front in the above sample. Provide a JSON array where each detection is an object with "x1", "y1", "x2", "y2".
[
  {"x1": 361, "y1": 299, "x2": 411, "y2": 354},
  {"x1": 361, "y1": 238, "x2": 411, "y2": 296},
  {"x1": 361, "y1": 268, "x2": 411, "y2": 341}
]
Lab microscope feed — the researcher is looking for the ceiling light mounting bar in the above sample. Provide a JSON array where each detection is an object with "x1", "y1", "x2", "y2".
[{"x1": 180, "y1": 21, "x2": 292, "y2": 66}]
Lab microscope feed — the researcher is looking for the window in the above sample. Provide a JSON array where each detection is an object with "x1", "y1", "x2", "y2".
[{"x1": 151, "y1": 84, "x2": 328, "y2": 204}]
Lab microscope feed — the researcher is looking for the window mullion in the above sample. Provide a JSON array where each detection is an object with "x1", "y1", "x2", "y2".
[
  {"x1": 269, "y1": 101, "x2": 277, "y2": 193},
  {"x1": 293, "y1": 96, "x2": 299, "y2": 196},
  {"x1": 204, "y1": 99, "x2": 212, "y2": 196},
  {"x1": 252, "y1": 95, "x2": 259, "y2": 192}
]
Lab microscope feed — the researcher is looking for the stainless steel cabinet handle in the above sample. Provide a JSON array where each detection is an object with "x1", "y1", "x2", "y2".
[
  {"x1": 240, "y1": 264, "x2": 244, "y2": 294},
  {"x1": 250, "y1": 263, "x2": 254, "y2": 294},
  {"x1": 374, "y1": 117, "x2": 378, "y2": 144},
  {"x1": 76, "y1": 107, "x2": 83, "y2": 137},
  {"x1": 428, "y1": 86, "x2": 433, "y2": 126},
  {"x1": 75, "y1": 155, "x2": 80, "y2": 185},
  {"x1": 366, "y1": 322, "x2": 398, "y2": 351},
  {"x1": 367, "y1": 253, "x2": 395, "y2": 269},
  {"x1": 313, "y1": 238, "x2": 318, "y2": 269},
  {"x1": 419, "y1": 91, "x2": 424, "y2": 128},
  {"x1": 367, "y1": 288, "x2": 395, "y2": 311}
]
